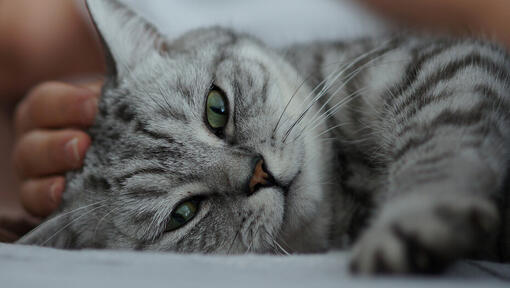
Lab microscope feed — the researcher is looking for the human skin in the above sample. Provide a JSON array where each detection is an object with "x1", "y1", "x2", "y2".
[
  {"x1": 0, "y1": 0, "x2": 103, "y2": 240},
  {"x1": 0, "y1": 80, "x2": 100, "y2": 242},
  {"x1": 2, "y1": 0, "x2": 510, "y2": 241},
  {"x1": 0, "y1": 0, "x2": 104, "y2": 103},
  {"x1": 358, "y1": 0, "x2": 510, "y2": 49},
  {"x1": 13, "y1": 81, "x2": 101, "y2": 217}
]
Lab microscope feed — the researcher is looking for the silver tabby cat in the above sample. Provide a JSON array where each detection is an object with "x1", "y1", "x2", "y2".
[{"x1": 19, "y1": 0, "x2": 510, "y2": 274}]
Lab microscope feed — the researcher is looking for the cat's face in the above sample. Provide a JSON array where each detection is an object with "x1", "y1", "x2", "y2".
[{"x1": 21, "y1": 0, "x2": 332, "y2": 253}]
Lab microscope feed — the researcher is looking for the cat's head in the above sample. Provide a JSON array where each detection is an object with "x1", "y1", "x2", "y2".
[{"x1": 19, "y1": 0, "x2": 333, "y2": 253}]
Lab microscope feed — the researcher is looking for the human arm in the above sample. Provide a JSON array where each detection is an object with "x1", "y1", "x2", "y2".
[{"x1": 358, "y1": 0, "x2": 510, "y2": 49}]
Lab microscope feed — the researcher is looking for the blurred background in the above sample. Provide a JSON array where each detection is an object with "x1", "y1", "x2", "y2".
[{"x1": 0, "y1": 0, "x2": 509, "y2": 240}]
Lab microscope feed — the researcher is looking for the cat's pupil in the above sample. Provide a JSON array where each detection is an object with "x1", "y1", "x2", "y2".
[
  {"x1": 173, "y1": 214, "x2": 186, "y2": 224},
  {"x1": 210, "y1": 106, "x2": 226, "y2": 114}
]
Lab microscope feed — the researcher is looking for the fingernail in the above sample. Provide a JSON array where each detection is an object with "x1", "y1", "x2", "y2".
[
  {"x1": 50, "y1": 180, "x2": 63, "y2": 205},
  {"x1": 83, "y1": 97, "x2": 98, "y2": 124},
  {"x1": 65, "y1": 138, "x2": 81, "y2": 165}
]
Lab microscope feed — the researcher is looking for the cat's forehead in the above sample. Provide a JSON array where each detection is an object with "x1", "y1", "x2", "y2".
[
  {"x1": 171, "y1": 27, "x2": 248, "y2": 54},
  {"x1": 120, "y1": 29, "x2": 262, "y2": 86},
  {"x1": 117, "y1": 29, "x2": 276, "y2": 118}
]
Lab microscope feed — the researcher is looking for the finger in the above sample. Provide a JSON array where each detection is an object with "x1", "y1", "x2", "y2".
[
  {"x1": 77, "y1": 79, "x2": 104, "y2": 95},
  {"x1": 20, "y1": 176, "x2": 65, "y2": 218},
  {"x1": 15, "y1": 81, "x2": 99, "y2": 137},
  {"x1": 13, "y1": 129, "x2": 90, "y2": 178}
]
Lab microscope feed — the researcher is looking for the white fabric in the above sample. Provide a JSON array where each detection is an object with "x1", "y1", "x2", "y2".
[
  {"x1": 2, "y1": 244, "x2": 509, "y2": 287},
  {"x1": 119, "y1": 0, "x2": 388, "y2": 47}
]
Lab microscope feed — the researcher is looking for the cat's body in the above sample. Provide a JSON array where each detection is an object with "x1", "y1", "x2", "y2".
[
  {"x1": 287, "y1": 37, "x2": 510, "y2": 272},
  {"x1": 19, "y1": 0, "x2": 510, "y2": 274}
]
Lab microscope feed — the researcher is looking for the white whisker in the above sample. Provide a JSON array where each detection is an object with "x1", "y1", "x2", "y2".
[{"x1": 40, "y1": 204, "x2": 107, "y2": 246}]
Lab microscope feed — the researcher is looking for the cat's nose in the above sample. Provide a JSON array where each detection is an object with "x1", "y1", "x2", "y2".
[{"x1": 247, "y1": 156, "x2": 276, "y2": 196}]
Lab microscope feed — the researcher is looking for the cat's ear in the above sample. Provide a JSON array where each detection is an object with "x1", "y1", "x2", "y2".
[
  {"x1": 86, "y1": 0, "x2": 167, "y2": 80},
  {"x1": 16, "y1": 216, "x2": 71, "y2": 248}
]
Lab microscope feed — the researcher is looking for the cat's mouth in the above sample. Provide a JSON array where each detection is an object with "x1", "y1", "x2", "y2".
[
  {"x1": 257, "y1": 168, "x2": 301, "y2": 198},
  {"x1": 281, "y1": 169, "x2": 302, "y2": 196}
]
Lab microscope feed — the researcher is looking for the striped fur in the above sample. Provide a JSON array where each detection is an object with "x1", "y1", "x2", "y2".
[
  {"x1": 18, "y1": 0, "x2": 510, "y2": 275},
  {"x1": 287, "y1": 36, "x2": 510, "y2": 273}
]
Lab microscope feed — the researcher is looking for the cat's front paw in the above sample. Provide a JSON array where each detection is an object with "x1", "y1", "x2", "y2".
[{"x1": 349, "y1": 194, "x2": 498, "y2": 275}]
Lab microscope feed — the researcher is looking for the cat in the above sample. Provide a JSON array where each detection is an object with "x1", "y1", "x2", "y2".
[{"x1": 18, "y1": 0, "x2": 510, "y2": 274}]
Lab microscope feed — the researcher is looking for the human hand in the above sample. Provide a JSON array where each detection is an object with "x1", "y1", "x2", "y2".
[
  {"x1": 12, "y1": 81, "x2": 101, "y2": 218},
  {"x1": 0, "y1": 0, "x2": 103, "y2": 103}
]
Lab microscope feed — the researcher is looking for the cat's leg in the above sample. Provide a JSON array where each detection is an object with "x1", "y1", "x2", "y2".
[
  {"x1": 347, "y1": 48, "x2": 510, "y2": 274},
  {"x1": 350, "y1": 166, "x2": 501, "y2": 274},
  {"x1": 350, "y1": 90, "x2": 510, "y2": 274}
]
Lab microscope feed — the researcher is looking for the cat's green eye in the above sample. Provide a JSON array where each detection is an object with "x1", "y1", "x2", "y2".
[
  {"x1": 206, "y1": 89, "x2": 228, "y2": 132},
  {"x1": 166, "y1": 199, "x2": 200, "y2": 232}
]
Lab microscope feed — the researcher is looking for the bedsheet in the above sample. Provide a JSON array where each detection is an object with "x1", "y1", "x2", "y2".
[{"x1": 1, "y1": 244, "x2": 509, "y2": 288}]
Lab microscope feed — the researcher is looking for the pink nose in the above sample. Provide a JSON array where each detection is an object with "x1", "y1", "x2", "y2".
[{"x1": 248, "y1": 159, "x2": 274, "y2": 195}]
